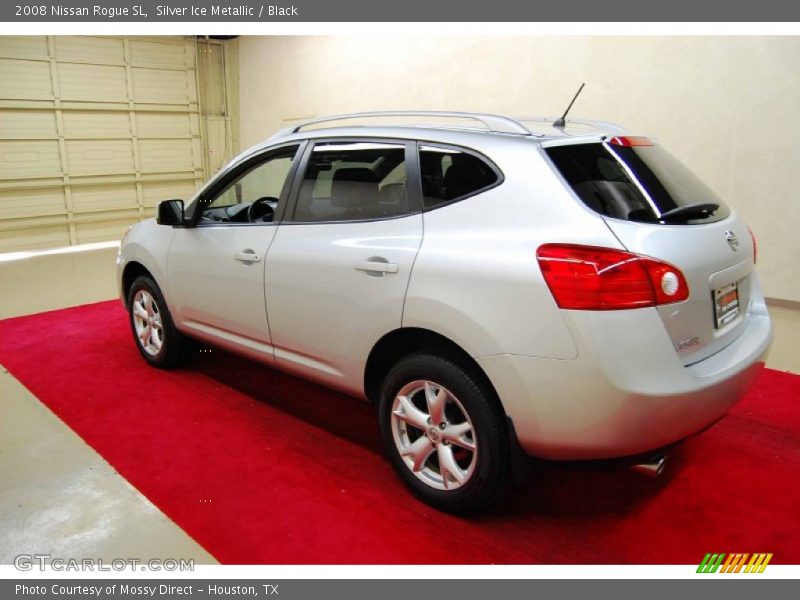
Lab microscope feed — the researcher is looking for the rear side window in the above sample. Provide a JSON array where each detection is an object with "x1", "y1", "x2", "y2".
[
  {"x1": 419, "y1": 145, "x2": 499, "y2": 209},
  {"x1": 292, "y1": 142, "x2": 409, "y2": 222},
  {"x1": 546, "y1": 141, "x2": 731, "y2": 225}
]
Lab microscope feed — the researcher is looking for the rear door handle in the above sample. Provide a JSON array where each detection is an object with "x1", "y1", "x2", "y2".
[
  {"x1": 354, "y1": 259, "x2": 399, "y2": 275},
  {"x1": 234, "y1": 250, "x2": 261, "y2": 263}
]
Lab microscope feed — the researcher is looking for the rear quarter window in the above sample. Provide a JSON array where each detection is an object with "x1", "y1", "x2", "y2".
[{"x1": 419, "y1": 145, "x2": 500, "y2": 209}]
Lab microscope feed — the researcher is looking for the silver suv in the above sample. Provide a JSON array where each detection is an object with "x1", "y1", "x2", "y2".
[{"x1": 117, "y1": 111, "x2": 773, "y2": 512}]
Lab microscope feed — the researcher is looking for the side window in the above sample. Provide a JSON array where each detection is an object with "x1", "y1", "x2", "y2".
[
  {"x1": 198, "y1": 146, "x2": 298, "y2": 224},
  {"x1": 292, "y1": 142, "x2": 409, "y2": 223},
  {"x1": 419, "y1": 145, "x2": 499, "y2": 209}
]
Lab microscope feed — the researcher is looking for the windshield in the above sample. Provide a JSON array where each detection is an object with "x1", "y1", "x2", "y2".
[{"x1": 546, "y1": 142, "x2": 731, "y2": 225}]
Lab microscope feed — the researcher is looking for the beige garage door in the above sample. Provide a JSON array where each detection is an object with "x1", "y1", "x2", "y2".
[{"x1": 0, "y1": 36, "x2": 206, "y2": 251}]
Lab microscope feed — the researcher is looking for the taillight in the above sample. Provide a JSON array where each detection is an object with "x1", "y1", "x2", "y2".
[
  {"x1": 748, "y1": 227, "x2": 757, "y2": 264},
  {"x1": 536, "y1": 244, "x2": 689, "y2": 310},
  {"x1": 608, "y1": 136, "x2": 654, "y2": 147}
]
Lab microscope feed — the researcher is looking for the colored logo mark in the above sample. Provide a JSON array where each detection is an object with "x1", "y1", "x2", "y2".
[{"x1": 697, "y1": 553, "x2": 773, "y2": 573}]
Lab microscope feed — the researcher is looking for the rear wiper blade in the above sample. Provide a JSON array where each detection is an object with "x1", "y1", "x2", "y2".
[{"x1": 659, "y1": 202, "x2": 719, "y2": 221}]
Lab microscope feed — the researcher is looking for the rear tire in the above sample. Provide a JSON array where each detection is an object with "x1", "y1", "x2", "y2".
[
  {"x1": 127, "y1": 275, "x2": 192, "y2": 369},
  {"x1": 378, "y1": 353, "x2": 510, "y2": 513}
]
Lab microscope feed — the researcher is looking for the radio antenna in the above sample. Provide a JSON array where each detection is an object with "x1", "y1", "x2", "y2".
[{"x1": 553, "y1": 83, "x2": 585, "y2": 129}]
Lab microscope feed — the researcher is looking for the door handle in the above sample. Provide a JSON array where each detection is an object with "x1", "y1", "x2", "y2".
[
  {"x1": 354, "y1": 259, "x2": 399, "y2": 276},
  {"x1": 234, "y1": 250, "x2": 261, "y2": 263}
]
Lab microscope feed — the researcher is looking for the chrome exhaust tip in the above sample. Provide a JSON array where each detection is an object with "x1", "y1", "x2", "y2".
[{"x1": 631, "y1": 454, "x2": 667, "y2": 478}]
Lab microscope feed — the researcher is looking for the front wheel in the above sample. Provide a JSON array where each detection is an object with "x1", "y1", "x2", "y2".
[
  {"x1": 127, "y1": 275, "x2": 192, "y2": 368},
  {"x1": 378, "y1": 353, "x2": 510, "y2": 513}
]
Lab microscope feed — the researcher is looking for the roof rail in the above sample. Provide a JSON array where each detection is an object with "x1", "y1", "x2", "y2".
[
  {"x1": 270, "y1": 111, "x2": 533, "y2": 139},
  {"x1": 516, "y1": 116, "x2": 628, "y2": 136}
]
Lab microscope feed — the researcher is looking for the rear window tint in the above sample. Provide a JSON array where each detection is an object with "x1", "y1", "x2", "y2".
[
  {"x1": 546, "y1": 142, "x2": 731, "y2": 225},
  {"x1": 419, "y1": 146, "x2": 499, "y2": 209}
]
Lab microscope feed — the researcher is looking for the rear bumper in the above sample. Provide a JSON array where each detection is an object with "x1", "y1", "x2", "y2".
[{"x1": 478, "y1": 287, "x2": 773, "y2": 460}]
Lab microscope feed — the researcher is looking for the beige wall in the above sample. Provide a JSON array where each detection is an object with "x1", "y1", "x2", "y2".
[{"x1": 238, "y1": 36, "x2": 800, "y2": 302}]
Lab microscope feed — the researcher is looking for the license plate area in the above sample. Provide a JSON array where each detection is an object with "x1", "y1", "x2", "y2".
[{"x1": 713, "y1": 281, "x2": 740, "y2": 329}]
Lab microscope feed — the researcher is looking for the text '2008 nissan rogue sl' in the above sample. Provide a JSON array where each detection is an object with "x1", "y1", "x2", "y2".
[{"x1": 117, "y1": 111, "x2": 773, "y2": 512}]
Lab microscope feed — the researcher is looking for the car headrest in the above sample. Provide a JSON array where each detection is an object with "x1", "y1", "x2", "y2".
[
  {"x1": 443, "y1": 163, "x2": 488, "y2": 200},
  {"x1": 331, "y1": 168, "x2": 378, "y2": 208},
  {"x1": 378, "y1": 182, "x2": 406, "y2": 206}
]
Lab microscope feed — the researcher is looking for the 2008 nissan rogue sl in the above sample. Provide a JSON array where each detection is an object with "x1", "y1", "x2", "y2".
[{"x1": 117, "y1": 111, "x2": 773, "y2": 512}]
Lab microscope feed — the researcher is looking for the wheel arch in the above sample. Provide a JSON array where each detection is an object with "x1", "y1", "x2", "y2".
[
  {"x1": 121, "y1": 261, "x2": 155, "y2": 307},
  {"x1": 364, "y1": 327, "x2": 502, "y2": 409}
]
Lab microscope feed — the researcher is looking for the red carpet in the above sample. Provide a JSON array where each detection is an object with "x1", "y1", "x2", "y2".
[{"x1": 1, "y1": 300, "x2": 798, "y2": 564}]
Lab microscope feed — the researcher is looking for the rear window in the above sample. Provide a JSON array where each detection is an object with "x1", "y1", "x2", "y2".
[{"x1": 546, "y1": 142, "x2": 731, "y2": 224}]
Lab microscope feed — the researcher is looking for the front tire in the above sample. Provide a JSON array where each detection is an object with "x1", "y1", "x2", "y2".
[
  {"x1": 378, "y1": 353, "x2": 510, "y2": 513},
  {"x1": 127, "y1": 275, "x2": 191, "y2": 368}
]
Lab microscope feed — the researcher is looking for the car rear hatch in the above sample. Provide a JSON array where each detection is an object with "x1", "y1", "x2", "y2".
[{"x1": 544, "y1": 136, "x2": 756, "y2": 365}]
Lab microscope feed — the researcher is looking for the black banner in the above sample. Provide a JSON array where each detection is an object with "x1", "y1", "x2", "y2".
[{"x1": 3, "y1": 0, "x2": 800, "y2": 22}]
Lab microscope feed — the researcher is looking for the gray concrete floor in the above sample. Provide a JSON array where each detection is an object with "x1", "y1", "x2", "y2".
[
  {"x1": 0, "y1": 369, "x2": 217, "y2": 564},
  {"x1": 0, "y1": 246, "x2": 217, "y2": 565},
  {"x1": 0, "y1": 244, "x2": 797, "y2": 565}
]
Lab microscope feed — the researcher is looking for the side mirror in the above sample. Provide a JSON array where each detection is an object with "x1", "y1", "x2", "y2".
[{"x1": 156, "y1": 199, "x2": 185, "y2": 226}]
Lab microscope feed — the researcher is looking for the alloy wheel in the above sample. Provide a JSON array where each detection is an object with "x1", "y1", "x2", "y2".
[
  {"x1": 390, "y1": 380, "x2": 478, "y2": 491},
  {"x1": 132, "y1": 289, "x2": 164, "y2": 356}
]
